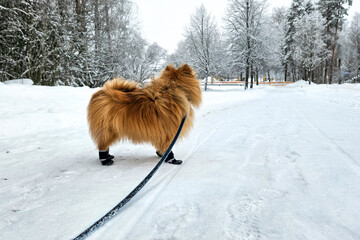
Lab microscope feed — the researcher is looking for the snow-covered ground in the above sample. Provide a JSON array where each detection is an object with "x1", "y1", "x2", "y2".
[{"x1": 1, "y1": 81, "x2": 360, "y2": 240}]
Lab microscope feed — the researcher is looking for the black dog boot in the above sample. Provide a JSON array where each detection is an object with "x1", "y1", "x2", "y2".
[
  {"x1": 156, "y1": 151, "x2": 182, "y2": 165},
  {"x1": 99, "y1": 149, "x2": 114, "y2": 166}
]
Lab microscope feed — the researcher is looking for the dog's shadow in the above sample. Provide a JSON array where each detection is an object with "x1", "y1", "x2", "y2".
[{"x1": 113, "y1": 154, "x2": 160, "y2": 168}]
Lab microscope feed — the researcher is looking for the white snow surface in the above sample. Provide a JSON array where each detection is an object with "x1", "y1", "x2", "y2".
[{"x1": 1, "y1": 82, "x2": 360, "y2": 240}]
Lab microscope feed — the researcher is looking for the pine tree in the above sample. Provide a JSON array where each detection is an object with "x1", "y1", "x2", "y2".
[{"x1": 283, "y1": 0, "x2": 306, "y2": 82}]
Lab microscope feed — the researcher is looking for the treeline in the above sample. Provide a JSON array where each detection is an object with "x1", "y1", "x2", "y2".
[
  {"x1": 0, "y1": 0, "x2": 165, "y2": 86},
  {"x1": 170, "y1": 0, "x2": 360, "y2": 86},
  {"x1": 1, "y1": 0, "x2": 359, "y2": 86}
]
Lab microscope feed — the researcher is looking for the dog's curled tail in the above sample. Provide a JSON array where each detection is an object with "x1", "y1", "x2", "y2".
[
  {"x1": 104, "y1": 78, "x2": 138, "y2": 92},
  {"x1": 99, "y1": 78, "x2": 139, "y2": 103}
]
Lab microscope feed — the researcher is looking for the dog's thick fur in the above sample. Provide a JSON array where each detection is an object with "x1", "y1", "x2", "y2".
[{"x1": 87, "y1": 64, "x2": 202, "y2": 155}]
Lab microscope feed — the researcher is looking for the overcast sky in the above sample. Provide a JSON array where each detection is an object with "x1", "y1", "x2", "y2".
[{"x1": 132, "y1": 0, "x2": 359, "y2": 54}]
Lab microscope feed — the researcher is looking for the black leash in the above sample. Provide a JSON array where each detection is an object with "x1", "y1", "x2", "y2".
[{"x1": 73, "y1": 115, "x2": 187, "y2": 240}]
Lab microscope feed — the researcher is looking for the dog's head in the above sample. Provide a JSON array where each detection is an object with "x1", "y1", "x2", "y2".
[{"x1": 160, "y1": 64, "x2": 202, "y2": 108}]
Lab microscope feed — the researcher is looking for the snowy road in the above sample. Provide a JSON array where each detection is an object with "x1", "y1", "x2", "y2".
[{"x1": 1, "y1": 82, "x2": 360, "y2": 240}]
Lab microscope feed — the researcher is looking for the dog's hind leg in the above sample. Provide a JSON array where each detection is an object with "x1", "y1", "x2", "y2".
[
  {"x1": 97, "y1": 130, "x2": 117, "y2": 166},
  {"x1": 154, "y1": 141, "x2": 182, "y2": 165},
  {"x1": 154, "y1": 140, "x2": 169, "y2": 157},
  {"x1": 96, "y1": 129, "x2": 117, "y2": 150},
  {"x1": 99, "y1": 149, "x2": 114, "y2": 166}
]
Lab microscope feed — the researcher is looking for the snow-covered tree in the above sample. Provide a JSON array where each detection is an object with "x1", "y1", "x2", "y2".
[
  {"x1": 224, "y1": 0, "x2": 267, "y2": 89},
  {"x1": 259, "y1": 7, "x2": 287, "y2": 83},
  {"x1": 88, "y1": 0, "x2": 139, "y2": 84},
  {"x1": 171, "y1": 4, "x2": 223, "y2": 84},
  {"x1": 0, "y1": 0, "x2": 39, "y2": 82},
  {"x1": 342, "y1": 13, "x2": 360, "y2": 82},
  {"x1": 125, "y1": 40, "x2": 167, "y2": 82},
  {"x1": 293, "y1": 10, "x2": 326, "y2": 83},
  {"x1": 167, "y1": 40, "x2": 191, "y2": 67},
  {"x1": 283, "y1": 0, "x2": 307, "y2": 82},
  {"x1": 0, "y1": 0, "x2": 163, "y2": 86}
]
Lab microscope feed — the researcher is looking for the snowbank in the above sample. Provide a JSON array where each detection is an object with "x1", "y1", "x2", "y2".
[
  {"x1": 0, "y1": 84, "x2": 93, "y2": 139},
  {"x1": 285, "y1": 79, "x2": 311, "y2": 88},
  {"x1": 3, "y1": 79, "x2": 34, "y2": 85}
]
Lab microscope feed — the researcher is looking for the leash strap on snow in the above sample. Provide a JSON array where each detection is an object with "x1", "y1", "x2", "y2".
[{"x1": 73, "y1": 115, "x2": 187, "y2": 240}]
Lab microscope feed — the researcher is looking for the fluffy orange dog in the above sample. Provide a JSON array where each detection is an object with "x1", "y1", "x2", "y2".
[{"x1": 87, "y1": 64, "x2": 202, "y2": 165}]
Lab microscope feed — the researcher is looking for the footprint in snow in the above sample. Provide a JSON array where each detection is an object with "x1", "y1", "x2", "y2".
[
  {"x1": 226, "y1": 194, "x2": 263, "y2": 240},
  {"x1": 152, "y1": 202, "x2": 200, "y2": 239}
]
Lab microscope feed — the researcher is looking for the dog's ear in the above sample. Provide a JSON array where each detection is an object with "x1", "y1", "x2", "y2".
[
  {"x1": 165, "y1": 64, "x2": 176, "y2": 72},
  {"x1": 178, "y1": 64, "x2": 193, "y2": 76}
]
